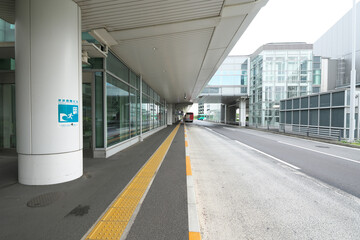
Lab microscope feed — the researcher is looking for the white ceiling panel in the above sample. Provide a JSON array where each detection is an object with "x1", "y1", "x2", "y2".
[{"x1": 111, "y1": 28, "x2": 214, "y2": 103}]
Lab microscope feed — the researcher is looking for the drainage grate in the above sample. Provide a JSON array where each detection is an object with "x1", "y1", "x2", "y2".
[
  {"x1": 27, "y1": 192, "x2": 64, "y2": 208},
  {"x1": 316, "y1": 146, "x2": 330, "y2": 149}
]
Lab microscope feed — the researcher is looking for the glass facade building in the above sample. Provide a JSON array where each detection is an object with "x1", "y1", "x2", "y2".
[{"x1": 249, "y1": 43, "x2": 321, "y2": 128}]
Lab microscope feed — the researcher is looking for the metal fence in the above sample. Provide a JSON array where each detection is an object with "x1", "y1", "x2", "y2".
[{"x1": 279, "y1": 124, "x2": 342, "y2": 141}]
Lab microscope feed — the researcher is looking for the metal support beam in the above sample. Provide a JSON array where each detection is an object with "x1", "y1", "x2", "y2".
[{"x1": 349, "y1": 0, "x2": 357, "y2": 142}]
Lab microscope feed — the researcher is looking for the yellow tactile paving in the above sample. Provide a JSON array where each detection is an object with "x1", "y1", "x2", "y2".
[{"x1": 85, "y1": 124, "x2": 180, "y2": 240}]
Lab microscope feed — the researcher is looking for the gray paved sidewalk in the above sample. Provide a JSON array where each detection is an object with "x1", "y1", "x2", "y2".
[{"x1": 0, "y1": 124, "x2": 186, "y2": 240}]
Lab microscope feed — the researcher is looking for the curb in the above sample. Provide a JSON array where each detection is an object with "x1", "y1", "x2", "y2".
[{"x1": 184, "y1": 124, "x2": 202, "y2": 240}]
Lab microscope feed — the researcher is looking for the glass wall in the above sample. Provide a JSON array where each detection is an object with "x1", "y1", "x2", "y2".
[
  {"x1": 83, "y1": 83, "x2": 92, "y2": 149},
  {"x1": 95, "y1": 72, "x2": 104, "y2": 148},
  {"x1": 106, "y1": 74, "x2": 130, "y2": 146},
  {"x1": 0, "y1": 19, "x2": 15, "y2": 42},
  {"x1": 104, "y1": 51, "x2": 166, "y2": 148}
]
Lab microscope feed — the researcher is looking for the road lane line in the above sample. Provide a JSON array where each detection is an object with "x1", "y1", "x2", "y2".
[
  {"x1": 278, "y1": 141, "x2": 360, "y2": 164},
  {"x1": 83, "y1": 124, "x2": 180, "y2": 240},
  {"x1": 235, "y1": 140, "x2": 301, "y2": 170},
  {"x1": 204, "y1": 127, "x2": 231, "y2": 140}
]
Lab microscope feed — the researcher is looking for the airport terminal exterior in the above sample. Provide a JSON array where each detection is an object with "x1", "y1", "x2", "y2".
[{"x1": 0, "y1": 0, "x2": 268, "y2": 185}]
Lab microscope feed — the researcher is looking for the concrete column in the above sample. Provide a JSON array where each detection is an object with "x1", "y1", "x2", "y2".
[
  {"x1": 239, "y1": 99, "x2": 246, "y2": 126},
  {"x1": 16, "y1": 0, "x2": 82, "y2": 185},
  {"x1": 228, "y1": 106, "x2": 236, "y2": 123},
  {"x1": 167, "y1": 104, "x2": 173, "y2": 125}
]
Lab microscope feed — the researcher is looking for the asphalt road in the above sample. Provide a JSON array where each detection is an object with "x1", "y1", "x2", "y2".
[
  {"x1": 194, "y1": 120, "x2": 360, "y2": 198},
  {"x1": 186, "y1": 120, "x2": 360, "y2": 239}
]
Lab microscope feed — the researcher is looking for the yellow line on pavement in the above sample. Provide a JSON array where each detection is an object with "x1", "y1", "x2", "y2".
[
  {"x1": 186, "y1": 156, "x2": 192, "y2": 176},
  {"x1": 85, "y1": 124, "x2": 180, "y2": 240},
  {"x1": 189, "y1": 231, "x2": 201, "y2": 240}
]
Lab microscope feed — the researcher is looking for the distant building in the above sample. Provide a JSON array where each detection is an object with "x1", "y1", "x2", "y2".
[
  {"x1": 249, "y1": 43, "x2": 321, "y2": 128},
  {"x1": 314, "y1": 2, "x2": 360, "y2": 91},
  {"x1": 198, "y1": 103, "x2": 204, "y2": 115},
  {"x1": 198, "y1": 55, "x2": 249, "y2": 125}
]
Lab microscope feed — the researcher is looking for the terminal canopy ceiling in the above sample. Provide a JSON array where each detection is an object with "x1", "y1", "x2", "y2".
[{"x1": 0, "y1": 0, "x2": 267, "y2": 104}]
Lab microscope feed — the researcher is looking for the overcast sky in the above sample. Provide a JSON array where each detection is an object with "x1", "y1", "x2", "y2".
[{"x1": 230, "y1": 0, "x2": 360, "y2": 55}]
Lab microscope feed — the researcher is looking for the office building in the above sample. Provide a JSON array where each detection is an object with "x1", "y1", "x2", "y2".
[{"x1": 249, "y1": 43, "x2": 321, "y2": 128}]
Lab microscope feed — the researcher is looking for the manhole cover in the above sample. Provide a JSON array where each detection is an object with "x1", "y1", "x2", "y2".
[
  {"x1": 27, "y1": 192, "x2": 64, "y2": 208},
  {"x1": 316, "y1": 146, "x2": 329, "y2": 149}
]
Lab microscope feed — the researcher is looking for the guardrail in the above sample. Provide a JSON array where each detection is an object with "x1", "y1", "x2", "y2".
[{"x1": 279, "y1": 124, "x2": 342, "y2": 141}]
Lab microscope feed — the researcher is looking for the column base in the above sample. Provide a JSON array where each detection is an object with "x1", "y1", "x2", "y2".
[{"x1": 18, "y1": 150, "x2": 83, "y2": 185}]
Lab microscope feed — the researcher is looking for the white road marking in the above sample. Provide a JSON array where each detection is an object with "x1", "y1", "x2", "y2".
[
  {"x1": 223, "y1": 127, "x2": 237, "y2": 131},
  {"x1": 235, "y1": 140, "x2": 301, "y2": 170},
  {"x1": 204, "y1": 127, "x2": 232, "y2": 140},
  {"x1": 278, "y1": 141, "x2": 360, "y2": 164}
]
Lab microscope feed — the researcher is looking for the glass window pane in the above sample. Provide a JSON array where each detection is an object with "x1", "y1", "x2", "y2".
[
  {"x1": 320, "y1": 94, "x2": 330, "y2": 107},
  {"x1": 286, "y1": 100, "x2": 292, "y2": 110},
  {"x1": 301, "y1": 97, "x2": 308, "y2": 108},
  {"x1": 280, "y1": 111, "x2": 285, "y2": 123},
  {"x1": 300, "y1": 110, "x2": 308, "y2": 125},
  {"x1": 95, "y1": 72, "x2": 104, "y2": 148},
  {"x1": 331, "y1": 108, "x2": 344, "y2": 127},
  {"x1": 107, "y1": 52, "x2": 129, "y2": 82},
  {"x1": 293, "y1": 99, "x2": 300, "y2": 109},
  {"x1": 130, "y1": 88, "x2": 138, "y2": 138},
  {"x1": 130, "y1": 71, "x2": 139, "y2": 89},
  {"x1": 83, "y1": 83, "x2": 92, "y2": 149},
  {"x1": 319, "y1": 109, "x2": 330, "y2": 126},
  {"x1": 332, "y1": 91, "x2": 345, "y2": 106},
  {"x1": 142, "y1": 94, "x2": 150, "y2": 133},
  {"x1": 280, "y1": 101, "x2": 285, "y2": 110},
  {"x1": 293, "y1": 111, "x2": 299, "y2": 124},
  {"x1": 0, "y1": 84, "x2": 16, "y2": 148},
  {"x1": 309, "y1": 109, "x2": 318, "y2": 125},
  {"x1": 107, "y1": 74, "x2": 130, "y2": 146},
  {"x1": 310, "y1": 96, "x2": 318, "y2": 108},
  {"x1": 286, "y1": 111, "x2": 292, "y2": 124}
]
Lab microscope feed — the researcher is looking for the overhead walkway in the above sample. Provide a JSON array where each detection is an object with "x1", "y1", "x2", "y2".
[{"x1": 0, "y1": 123, "x2": 197, "y2": 240}]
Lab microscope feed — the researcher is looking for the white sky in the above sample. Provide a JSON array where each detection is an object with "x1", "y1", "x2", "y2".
[{"x1": 230, "y1": 0, "x2": 360, "y2": 55}]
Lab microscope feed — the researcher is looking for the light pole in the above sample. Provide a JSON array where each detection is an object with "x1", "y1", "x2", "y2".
[
  {"x1": 357, "y1": 94, "x2": 360, "y2": 140},
  {"x1": 349, "y1": 0, "x2": 357, "y2": 142}
]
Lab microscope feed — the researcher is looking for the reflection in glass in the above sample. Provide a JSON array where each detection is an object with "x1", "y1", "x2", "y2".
[
  {"x1": 107, "y1": 74, "x2": 130, "y2": 146},
  {"x1": 83, "y1": 83, "x2": 92, "y2": 149}
]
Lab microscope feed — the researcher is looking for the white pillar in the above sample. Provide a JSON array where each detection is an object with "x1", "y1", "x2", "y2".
[
  {"x1": 239, "y1": 99, "x2": 246, "y2": 127},
  {"x1": 16, "y1": 0, "x2": 82, "y2": 185},
  {"x1": 167, "y1": 104, "x2": 174, "y2": 125}
]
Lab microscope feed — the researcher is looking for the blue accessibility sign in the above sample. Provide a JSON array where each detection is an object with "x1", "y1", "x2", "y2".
[{"x1": 58, "y1": 99, "x2": 79, "y2": 126}]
